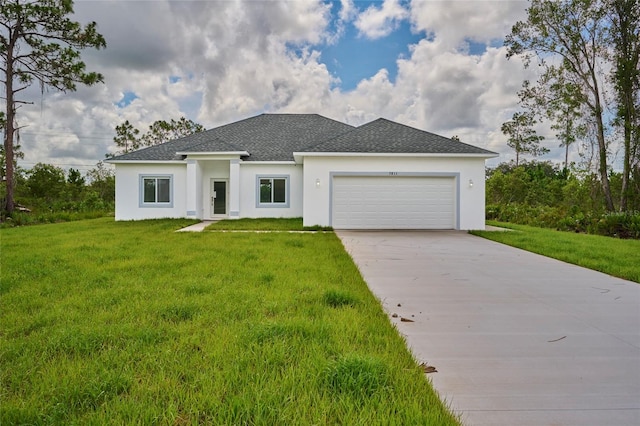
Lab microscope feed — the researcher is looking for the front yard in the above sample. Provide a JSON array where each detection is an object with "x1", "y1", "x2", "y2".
[
  {"x1": 473, "y1": 221, "x2": 640, "y2": 283},
  {"x1": 0, "y1": 218, "x2": 457, "y2": 425}
]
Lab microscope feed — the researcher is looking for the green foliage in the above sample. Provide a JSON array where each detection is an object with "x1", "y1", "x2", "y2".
[
  {"x1": 1, "y1": 161, "x2": 114, "y2": 225},
  {"x1": 111, "y1": 117, "x2": 205, "y2": 157},
  {"x1": 486, "y1": 161, "x2": 640, "y2": 238},
  {"x1": 591, "y1": 212, "x2": 640, "y2": 239},
  {"x1": 501, "y1": 111, "x2": 547, "y2": 165},
  {"x1": 86, "y1": 161, "x2": 115, "y2": 202},
  {"x1": 141, "y1": 117, "x2": 205, "y2": 146},
  {"x1": 66, "y1": 168, "x2": 85, "y2": 201},
  {"x1": 0, "y1": 218, "x2": 458, "y2": 424},
  {"x1": 504, "y1": 0, "x2": 640, "y2": 212},
  {"x1": 609, "y1": 0, "x2": 640, "y2": 211},
  {"x1": 1, "y1": 0, "x2": 106, "y2": 214},
  {"x1": 111, "y1": 120, "x2": 141, "y2": 154},
  {"x1": 1, "y1": 210, "x2": 110, "y2": 228},
  {"x1": 26, "y1": 163, "x2": 66, "y2": 202},
  {"x1": 486, "y1": 161, "x2": 567, "y2": 206}
]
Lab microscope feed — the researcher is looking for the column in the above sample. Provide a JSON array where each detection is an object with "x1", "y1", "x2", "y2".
[
  {"x1": 186, "y1": 160, "x2": 197, "y2": 218},
  {"x1": 229, "y1": 159, "x2": 240, "y2": 218}
]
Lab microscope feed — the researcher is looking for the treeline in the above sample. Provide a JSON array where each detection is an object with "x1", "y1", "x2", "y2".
[
  {"x1": 486, "y1": 161, "x2": 640, "y2": 238},
  {"x1": 0, "y1": 161, "x2": 114, "y2": 226},
  {"x1": 504, "y1": 0, "x2": 640, "y2": 213}
]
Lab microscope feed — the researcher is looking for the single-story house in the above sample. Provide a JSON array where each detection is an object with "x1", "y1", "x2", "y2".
[{"x1": 107, "y1": 114, "x2": 497, "y2": 230}]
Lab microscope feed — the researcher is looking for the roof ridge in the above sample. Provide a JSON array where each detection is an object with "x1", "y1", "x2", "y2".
[
  {"x1": 296, "y1": 125, "x2": 358, "y2": 152},
  {"x1": 261, "y1": 113, "x2": 319, "y2": 116},
  {"x1": 361, "y1": 117, "x2": 451, "y2": 139}
]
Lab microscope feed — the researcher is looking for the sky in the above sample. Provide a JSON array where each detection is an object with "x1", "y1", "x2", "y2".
[{"x1": 11, "y1": 0, "x2": 589, "y2": 174}]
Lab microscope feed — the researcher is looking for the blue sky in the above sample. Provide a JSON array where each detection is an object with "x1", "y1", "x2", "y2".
[
  {"x1": 17, "y1": 0, "x2": 591, "y2": 172},
  {"x1": 320, "y1": 1, "x2": 425, "y2": 90}
]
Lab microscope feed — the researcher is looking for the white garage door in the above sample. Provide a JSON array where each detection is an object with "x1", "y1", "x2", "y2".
[{"x1": 332, "y1": 176, "x2": 456, "y2": 229}]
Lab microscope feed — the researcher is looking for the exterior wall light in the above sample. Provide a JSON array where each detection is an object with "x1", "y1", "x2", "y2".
[
  {"x1": 469, "y1": 179, "x2": 474, "y2": 188},
  {"x1": 316, "y1": 178, "x2": 321, "y2": 188}
]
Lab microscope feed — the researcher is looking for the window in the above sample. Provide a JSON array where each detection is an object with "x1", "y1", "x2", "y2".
[
  {"x1": 140, "y1": 175, "x2": 173, "y2": 207},
  {"x1": 257, "y1": 176, "x2": 289, "y2": 207}
]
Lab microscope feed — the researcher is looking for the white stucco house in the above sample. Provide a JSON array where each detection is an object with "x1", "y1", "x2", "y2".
[{"x1": 107, "y1": 114, "x2": 497, "y2": 230}]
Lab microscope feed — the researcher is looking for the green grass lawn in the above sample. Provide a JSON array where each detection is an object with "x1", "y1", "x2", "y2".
[
  {"x1": 473, "y1": 221, "x2": 640, "y2": 283},
  {"x1": 206, "y1": 217, "x2": 331, "y2": 231},
  {"x1": 0, "y1": 218, "x2": 457, "y2": 425}
]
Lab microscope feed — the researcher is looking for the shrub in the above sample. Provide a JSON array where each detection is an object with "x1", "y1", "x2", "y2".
[
  {"x1": 590, "y1": 212, "x2": 640, "y2": 239},
  {"x1": 486, "y1": 203, "x2": 640, "y2": 239}
]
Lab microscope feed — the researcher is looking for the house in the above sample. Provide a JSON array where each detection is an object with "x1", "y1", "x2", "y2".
[{"x1": 107, "y1": 114, "x2": 497, "y2": 230}]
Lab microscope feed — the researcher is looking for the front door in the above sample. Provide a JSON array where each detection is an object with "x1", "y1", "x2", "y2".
[{"x1": 210, "y1": 179, "x2": 227, "y2": 217}]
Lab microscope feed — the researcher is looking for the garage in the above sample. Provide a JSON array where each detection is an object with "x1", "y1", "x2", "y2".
[{"x1": 331, "y1": 175, "x2": 456, "y2": 229}]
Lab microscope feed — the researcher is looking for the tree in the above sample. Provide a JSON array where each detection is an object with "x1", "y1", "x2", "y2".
[
  {"x1": 112, "y1": 120, "x2": 141, "y2": 155},
  {"x1": 26, "y1": 162, "x2": 65, "y2": 203},
  {"x1": 505, "y1": 0, "x2": 615, "y2": 210},
  {"x1": 110, "y1": 117, "x2": 204, "y2": 156},
  {"x1": 1, "y1": 0, "x2": 106, "y2": 215},
  {"x1": 520, "y1": 76, "x2": 586, "y2": 171},
  {"x1": 501, "y1": 112, "x2": 547, "y2": 166},
  {"x1": 66, "y1": 167, "x2": 85, "y2": 201},
  {"x1": 549, "y1": 83, "x2": 584, "y2": 171},
  {"x1": 86, "y1": 161, "x2": 114, "y2": 202},
  {"x1": 609, "y1": 0, "x2": 640, "y2": 211},
  {"x1": 141, "y1": 117, "x2": 205, "y2": 146}
]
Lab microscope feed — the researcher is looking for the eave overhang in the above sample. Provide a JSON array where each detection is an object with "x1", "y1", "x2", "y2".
[{"x1": 292, "y1": 151, "x2": 499, "y2": 163}]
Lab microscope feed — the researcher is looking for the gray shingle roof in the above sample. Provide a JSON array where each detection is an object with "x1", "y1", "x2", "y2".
[
  {"x1": 108, "y1": 114, "x2": 495, "y2": 162},
  {"x1": 299, "y1": 118, "x2": 496, "y2": 155},
  {"x1": 109, "y1": 114, "x2": 354, "y2": 162},
  {"x1": 180, "y1": 137, "x2": 245, "y2": 154}
]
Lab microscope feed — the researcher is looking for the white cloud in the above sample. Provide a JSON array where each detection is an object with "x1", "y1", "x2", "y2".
[
  {"x1": 354, "y1": 0, "x2": 409, "y2": 39},
  {"x1": 339, "y1": 0, "x2": 357, "y2": 22},
  {"x1": 410, "y1": 0, "x2": 528, "y2": 49},
  {"x1": 12, "y1": 0, "x2": 553, "y2": 173}
]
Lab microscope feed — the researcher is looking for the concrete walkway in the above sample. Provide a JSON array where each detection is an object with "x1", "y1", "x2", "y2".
[
  {"x1": 175, "y1": 221, "x2": 215, "y2": 232},
  {"x1": 337, "y1": 230, "x2": 640, "y2": 426}
]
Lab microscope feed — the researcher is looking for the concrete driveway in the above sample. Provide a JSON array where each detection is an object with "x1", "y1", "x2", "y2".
[{"x1": 336, "y1": 231, "x2": 640, "y2": 426}]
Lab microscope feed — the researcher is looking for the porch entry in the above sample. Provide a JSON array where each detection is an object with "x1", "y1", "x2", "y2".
[{"x1": 210, "y1": 179, "x2": 228, "y2": 218}]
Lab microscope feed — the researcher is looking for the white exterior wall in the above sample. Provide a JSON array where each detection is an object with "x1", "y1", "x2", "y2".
[
  {"x1": 301, "y1": 156, "x2": 487, "y2": 230},
  {"x1": 238, "y1": 163, "x2": 303, "y2": 218},
  {"x1": 114, "y1": 163, "x2": 187, "y2": 220}
]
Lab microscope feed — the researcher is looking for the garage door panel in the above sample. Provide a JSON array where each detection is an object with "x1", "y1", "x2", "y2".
[{"x1": 332, "y1": 176, "x2": 455, "y2": 229}]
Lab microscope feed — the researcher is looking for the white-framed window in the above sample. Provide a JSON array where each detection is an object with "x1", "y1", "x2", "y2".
[
  {"x1": 256, "y1": 175, "x2": 289, "y2": 208},
  {"x1": 139, "y1": 175, "x2": 173, "y2": 207}
]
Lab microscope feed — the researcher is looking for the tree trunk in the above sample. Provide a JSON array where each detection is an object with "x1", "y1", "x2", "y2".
[
  {"x1": 3, "y1": 27, "x2": 16, "y2": 216},
  {"x1": 594, "y1": 105, "x2": 615, "y2": 211},
  {"x1": 612, "y1": 0, "x2": 638, "y2": 213},
  {"x1": 620, "y1": 109, "x2": 632, "y2": 212},
  {"x1": 564, "y1": 117, "x2": 570, "y2": 170},
  {"x1": 590, "y1": 61, "x2": 615, "y2": 211}
]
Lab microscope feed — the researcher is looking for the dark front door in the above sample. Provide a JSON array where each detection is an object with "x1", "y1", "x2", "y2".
[{"x1": 211, "y1": 180, "x2": 227, "y2": 216}]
